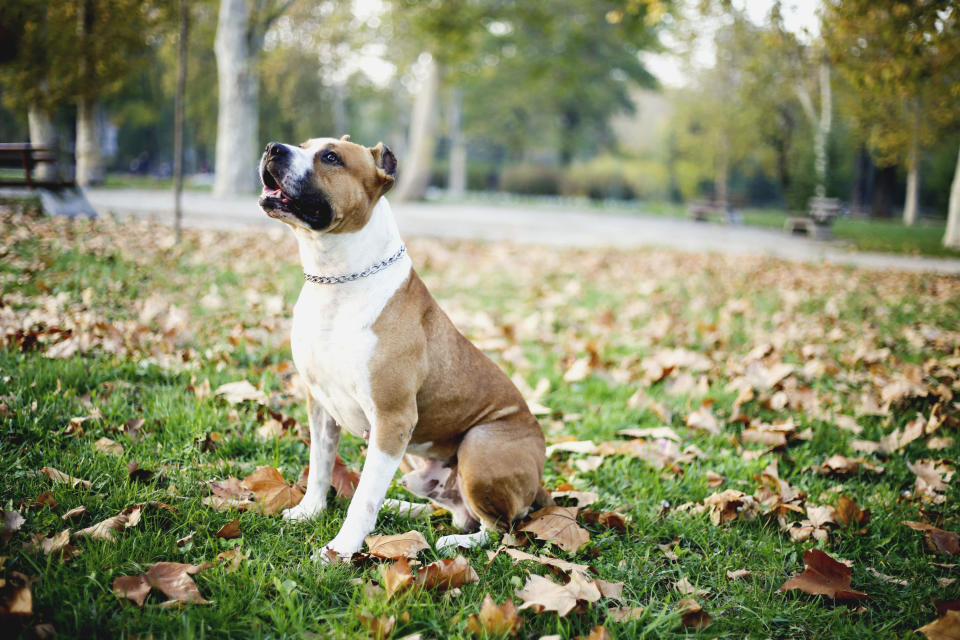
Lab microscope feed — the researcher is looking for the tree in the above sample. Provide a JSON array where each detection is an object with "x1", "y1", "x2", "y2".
[
  {"x1": 212, "y1": 0, "x2": 294, "y2": 197},
  {"x1": 824, "y1": 0, "x2": 960, "y2": 226}
]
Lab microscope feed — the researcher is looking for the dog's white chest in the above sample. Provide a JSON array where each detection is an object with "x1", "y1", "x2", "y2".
[{"x1": 290, "y1": 264, "x2": 410, "y2": 438}]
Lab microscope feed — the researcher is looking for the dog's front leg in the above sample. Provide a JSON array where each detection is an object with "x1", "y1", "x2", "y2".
[
  {"x1": 284, "y1": 395, "x2": 339, "y2": 521},
  {"x1": 319, "y1": 415, "x2": 412, "y2": 560}
]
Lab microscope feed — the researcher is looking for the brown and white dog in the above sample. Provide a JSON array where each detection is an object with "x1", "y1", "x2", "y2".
[{"x1": 257, "y1": 135, "x2": 547, "y2": 559}]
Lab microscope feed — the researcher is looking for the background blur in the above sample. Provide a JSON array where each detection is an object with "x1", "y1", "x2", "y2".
[{"x1": 1, "y1": 0, "x2": 959, "y2": 244}]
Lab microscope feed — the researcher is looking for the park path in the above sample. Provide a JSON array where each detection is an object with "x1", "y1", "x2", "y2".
[{"x1": 85, "y1": 188, "x2": 960, "y2": 275}]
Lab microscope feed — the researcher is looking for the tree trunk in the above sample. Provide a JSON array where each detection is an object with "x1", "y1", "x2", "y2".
[
  {"x1": 27, "y1": 103, "x2": 58, "y2": 182},
  {"x1": 903, "y1": 144, "x2": 919, "y2": 226},
  {"x1": 446, "y1": 87, "x2": 466, "y2": 195},
  {"x1": 849, "y1": 145, "x2": 871, "y2": 217},
  {"x1": 813, "y1": 61, "x2": 832, "y2": 198},
  {"x1": 559, "y1": 108, "x2": 580, "y2": 166},
  {"x1": 871, "y1": 165, "x2": 897, "y2": 218},
  {"x1": 75, "y1": 96, "x2": 104, "y2": 186},
  {"x1": 173, "y1": 0, "x2": 189, "y2": 242},
  {"x1": 213, "y1": 0, "x2": 258, "y2": 197},
  {"x1": 393, "y1": 54, "x2": 439, "y2": 202},
  {"x1": 944, "y1": 143, "x2": 960, "y2": 249},
  {"x1": 715, "y1": 134, "x2": 729, "y2": 204}
]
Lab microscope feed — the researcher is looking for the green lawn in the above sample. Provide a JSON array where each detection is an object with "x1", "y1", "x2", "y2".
[{"x1": 2, "y1": 204, "x2": 959, "y2": 639}]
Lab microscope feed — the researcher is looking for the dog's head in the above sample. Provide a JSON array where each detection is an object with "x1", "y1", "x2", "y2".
[{"x1": 258, "y1": 135, "x2": 397, "y2": 233}]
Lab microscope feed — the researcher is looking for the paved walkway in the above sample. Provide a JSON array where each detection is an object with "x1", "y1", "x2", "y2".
[{"x1": 85, "y1": 188, "x2": 960, "y2": 275}]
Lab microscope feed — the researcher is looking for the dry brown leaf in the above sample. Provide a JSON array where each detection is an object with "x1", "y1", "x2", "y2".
[
  {"x1": 608, "y1": 605, "x2": 644, "y2": 621},
  {"x1": 705, "y1": 471, "x2": 725, "y2": 488},
  {"x1": 726, "y1": 569, "x2": 751, "y2": 580},
  {"x1": 866, "y1": 568, "x2": 909, "y2": 587},
  {"x1": 74, "y1": 502, "x2": 174, "y2": 541},
  {"x1": 677, "y1": 598, "x2": 712, "y2": 629},
  {"x1": 204, "y1": 477, "x2": 255, "y2": 512},
  {"x1": 674, "y1": 577, "x2": 709, "y2": 596},
  {"x1": 256, "y1": 418, "x2": 284, "y2": 440},
  {"x1": 778, "y1": 549, "x2": 869, "y2": 600},
  {"x1": 365, "y1": 530, "x2": 429, "y2": 559},
  {"x1": 552, "y1": 490, "x2": 600, "y2": 508},
  {"x1": 214, "y1": 380, "x2": 267, "y2": 405},
  {"x1": 93, "y1": 437, "x2": 123, "y2": 456},
  {"x1": 492, "y1": 546, "x2": 591, "y2": 574},
  {"x1": 215, "y1": 548, "x2": 249, "y2": 572},
  {"x1": 241, "y1": 466, "x2": 304, "y2": 515},
  {"x1": 331, "y1": 454, "x2": 360, "y2": 499},
  {"x1": 465, "y1": 594, "x2": 521, "y2": 637},
  {"x1": 113, "y1": 574, "x2": 151, "y2": 607},
  {"x1": 0, "y1": 572, "x2": 33, "y2": 619},
  {"x1": 903, "y1": 522, "x2": 960, "y2": 555},
  {"x1": 617, "y1": 426, "x2": 680, "y2": 441},
  {"x1": 146, "y1": 562, "x2": 211, "y2": 604},
  {"x1": 2, "y1": 511, "x2": 25, "y2": 543},
  {"x1": 917, "y1": 609, "x2": 960, "y2": 640},
  {"x1": 61, "y1": 506, "x2": 86, "y2": 521},
  {"x1": 545, "y1": 440, "x2": 599, "y2": 457},
  {"x1": 358, "y1": 613, "x2": 395, "y2": 640},
  {"x1": 576, "y1": 626, "x2": 613, "y2": 640},
  {"x1": 836, "y1": 495, "x2": 870, "y2": 531},
  {"x1": 815, "y1": 455, "x2": 884, "y2": 476},
  {"x1": 38, "y1": 466, "x2": 91, "y2": 489},
  {"x1": 686, "y1": 405, "x2": 721, "y2": 435},
  {"x1": 515, "y1": 574, "x2": 578, "y2": 616},
  {"x1": 703, "y1": 490, "x2": 759, "y2": 526},
  {"x1": 381, "y1": 557, "x2": 415, "y2": 598},
  {"x1": 215, "y1": 517, "x2": 241, "y2": 540},
  {"x1": 414, "y1": 555, "x2": 479, "y2": 591},
  {"x1": 24, "y1": 529, "x2": 80, "y2": 561},
  {"x1": 907, "y1": 460, "x2": 954, "y2": 503},
  {"x1": 563, "y1": 357, "x2": 592, "y2": 383},
  {"x1": 519, "y1": 506, "x2": 590, "y2": 553},
  {"x1": 574, "y1": 456, "x2": 606, "y2": 473}
]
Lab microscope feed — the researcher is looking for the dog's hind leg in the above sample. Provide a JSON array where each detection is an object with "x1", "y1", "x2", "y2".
[
  {"x1": 283, "y1": 395, "x2": 339, "y2": 521},
  {"x1": 400, "y1": 456, "x2": 479, "y2": 531}
]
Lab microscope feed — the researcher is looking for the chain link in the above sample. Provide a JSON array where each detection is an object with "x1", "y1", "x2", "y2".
[{"x1": 303, "y1": 245, "x2": 407, "y2": 285}]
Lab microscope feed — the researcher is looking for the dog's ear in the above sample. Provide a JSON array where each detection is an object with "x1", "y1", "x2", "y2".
[
  {"x1": 370, "y1": 142, "x2": 397, "y2": 193},
  {"x1": 340, "y1": 134, "x2": 351, "y2": 141}
]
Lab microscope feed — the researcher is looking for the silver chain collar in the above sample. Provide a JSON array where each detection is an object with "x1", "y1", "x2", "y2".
[{"x1": 303, "y1": 245, "x2": 407, "y2": 285}]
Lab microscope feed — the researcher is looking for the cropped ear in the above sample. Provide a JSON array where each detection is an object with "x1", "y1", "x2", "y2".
[
  {"x1": 340, "y1": 134, "x2": 351, "y2": 141},
  {"x1": 370, "y1": 142, "x2": 397, "y2": 193}
]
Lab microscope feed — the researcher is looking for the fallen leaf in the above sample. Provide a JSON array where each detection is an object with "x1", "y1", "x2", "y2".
[
  {"x1": 677, "y1": 598, "x2": 712, "y2": 629},
  {"x1": 545, "y1": 441, "x2": 599, "y2": 457},
  {"x1": 519, "y1": 506, "x2": 590, "y2": 553},
  {"x1": 515, "y1": 573, "x2": 578, "y2": 616},
  {"x1": 74, "y1": 502, "x2": 174, "y2": 541},
  {"x1": 686, "y1": 405, "x2": 721, "y2": 435},
  {"x1": 0, "y1": 571, "x2": 33, "y2": 618},
  {"x1": 242, "y1": 466, "x2": 304, "y2": 515},
  {"x1": 381, "y1": 557, "x2": 415, "y2": 598},
  {"x1": 113, "y1": 574, "x2": 150, "y2": 607},
  {"x1": 814, "y1": 455, "x2": 884, "y2": 476},
  {"x1": 674, "y1": 577, "x2": 709, "y2": 596},
  {"x1": 703, "y1": 490, "x2": 759, "y2": 526},
  {"x1": 576, "y1": 626, "x2": 612, "y2": 640},
  {"x1": 24, "y1": 529, "x2": 80, "y2": 561},
  {"x1": 33, "y1": 492, "x2": 56, "y2": 509},
  {"x1": 552, "y1": 490, "x2": 600, "y2": 508},
  {"x1": 778, "y1": 549, "x2": 869, "y2": 600},
  {"x1": 256, "y1": 418, "x2": 284, "y2": 440},
  {"x1": 331, "y1": 454, "x2": 360, "y2": 499},
  {"x1": 215, "y1": 548, "x2": 249, "y2": 572},
  {"x1": 617, "y1": 426, "x2": 680, "y2": 441},
  {"x1": 866, "y1": 567, "x2": 909, "y2": 587},
  {"x1": 414, "y1": 555, "x2": 479, "y2": 591},
  {"x1": 94, "y1": 437, "x2": 123, "y2": 456},
  {"x1": 492, "y1": 546, "x2": 592, "y2": 574},
  {"x1": 176, "y1": 532, "x2": 194, "y2": 547},
  {"x1": 61, "y1": 506, "x2": 86, "y2": 521},
  {"x1": 907, "y1": 460, "x2": 954, "y2": 503},
  {"x1": 608, "y1": 605, "x2": 644, "y2": 621},
  {"x1": 127, "y1": 461, "x2": 155, "y2": 483},
  {"x1": 365, "y1": 530, "x2": 429, "y2": 559},
  {"x1": 705, "y1": 471, "x2": 725, "y2": 487},
  {"x1": 38, "y1": 466, "x2": 91, "y2": 489},
  {"x1": 726, "y1": 569, "x2": 751, "y2": 580},
  {"x1": 563, "y1": 357, "x2": 592, "y2": 383},
  {"x1": 917, "y1": 609, "x2": 960, "y2": 640},
  {"x1": 215, "y1": 380, "x2": 267, "y2": 405},
  {"x1": 358, "y1": 613, "x2": 395, "y2": 640},
  {"x1": 204, "y1": 477, "x2": 255, "y2": 511},
  {"x1": 215, "y1": 517, "x2": 241, "y2": 540},
  {"x1": 147, "y1": 561, "x2": 211, "y2": 604},
  {"x1": 903, "y1": 522, "x2": 960, "y2": 555},
  {"x1": 2, "y1": 511, "x2": 25, "y2": 543},
  {"x1": 836, "y1": 495, "x2": 870, "y2": 531},
  {"x1": 465, "y1": 593, "x2": 521, "y2": 637}
]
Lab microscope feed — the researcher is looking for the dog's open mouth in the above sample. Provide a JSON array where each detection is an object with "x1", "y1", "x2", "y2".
[{"x1": 259, "y1": 168, "x2": 294, "y2": 215}]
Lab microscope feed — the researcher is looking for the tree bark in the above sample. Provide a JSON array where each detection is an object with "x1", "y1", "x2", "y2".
[
  {"x1": 903, "y1": 144, "x2": 919, "y2": 226},
  {"x1": 813, "y1": 61, "x2": 831, "y2": 198},
  {"x1": 393, "y1": 55, "x2": 439, "y2": 202},
  {"x1": 446, "y1": 87, "x2": 466, "y2": 195},
  {"x1": 944, "y1": 143, "x2": 960, "y2": 249},
  {"x1": 173, "y1": 0, "x2": 189, "y2": 242},
  {"x1": 27, "y1": 103, "x2": 58, "y2": 182},
  {"x1": 75, "y1": 96, "x2": 104, "y2": 186},
  {"x1": 213, "y1": 0, "x2": 258, "y2": 197}
]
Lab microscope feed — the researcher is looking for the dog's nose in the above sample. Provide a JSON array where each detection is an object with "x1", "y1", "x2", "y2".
[{"x1": 265, "y1": 142, "x2": 285, "y2": 157}]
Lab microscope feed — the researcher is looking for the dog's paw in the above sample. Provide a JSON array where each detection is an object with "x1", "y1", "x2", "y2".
[
  {"x1": 313, "y1": 536, "x2": 361, "y2": 564},
  {"x1": 435, "y1": 530, "x2": 489, "y2": 554},
  {"x1": 282, "y1": 499, "x2": 326, "y2": 522}
]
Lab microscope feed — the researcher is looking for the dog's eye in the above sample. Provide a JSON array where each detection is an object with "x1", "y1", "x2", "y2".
[{"x1": 321, "y1": 150, "x2": 341, "y2": 166}]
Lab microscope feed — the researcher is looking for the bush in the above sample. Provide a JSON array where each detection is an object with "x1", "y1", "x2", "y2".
[
  {"x1": 562, "y1": 155, "x2": 670, "y2": 201},
  {"x1": 499, "y1": 164, "x2": 565, "y2": 195}
]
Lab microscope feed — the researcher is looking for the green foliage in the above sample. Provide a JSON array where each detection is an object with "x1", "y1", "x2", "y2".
[{"x1": 563, "y1": 154, "x2": 670, "y2": 201}]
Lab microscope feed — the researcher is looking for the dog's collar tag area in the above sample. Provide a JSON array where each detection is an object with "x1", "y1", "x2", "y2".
[{"x1": 303, "y1": 245, "x2": 407, "y2": 285}]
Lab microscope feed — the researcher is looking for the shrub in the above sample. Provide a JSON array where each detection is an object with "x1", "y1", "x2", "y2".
[
  {"x1": 499, "y1": 164, "x2": 565, "y2": 195},
  {"x1": 562, "y1": 155, "x2": 670, "y2": 201}
]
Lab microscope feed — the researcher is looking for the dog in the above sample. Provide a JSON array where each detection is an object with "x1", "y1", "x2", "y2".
[{"x1": 257, "y1": 135, "x2": 548, "y2": 559}]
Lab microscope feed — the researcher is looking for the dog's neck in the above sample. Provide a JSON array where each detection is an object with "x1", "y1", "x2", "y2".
[{"x1": 292, "y1": 197, "x2": 403, "y2": 278}]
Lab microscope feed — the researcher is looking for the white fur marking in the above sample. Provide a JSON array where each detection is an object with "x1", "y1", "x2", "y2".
[
  {"x1": 436, "y1": 528, "x2": 490, "y2": 553},
  {"x1": 283, "y1": 401, "x2": 339, "y2": 521},
  {"x1": 382, "y1": 499, "x2": 435, "y2": 519}
]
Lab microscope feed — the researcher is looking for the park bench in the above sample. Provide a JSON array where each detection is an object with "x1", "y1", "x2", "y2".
[
  {"x1": 784, "y1": 196, "x2": 843, "y2": 240},
  {"x1": 688, "y1": 199, "x2": 741, "y2": 224},
  {"x1": 0, "y1": 143, "x2": 75, "y2": 189},
  {"x1": 0, "y1": 143, "x2": 95, "y2": 217}
]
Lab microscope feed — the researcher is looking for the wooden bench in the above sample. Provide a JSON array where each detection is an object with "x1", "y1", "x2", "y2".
[
  {"x1": 0, "y1": 143, "x2": 73, "y2": 189},
  {"x1": 688, "y1": 199, "x2": 741, "y2": 224},
  {"x1": 784, "y1": 197, "x2": 843, "y2": 240}
]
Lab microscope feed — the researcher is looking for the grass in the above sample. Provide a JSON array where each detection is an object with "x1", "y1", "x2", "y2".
[{"x1": 2, "y1": 203, "x2": 959, "y2": 639}]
